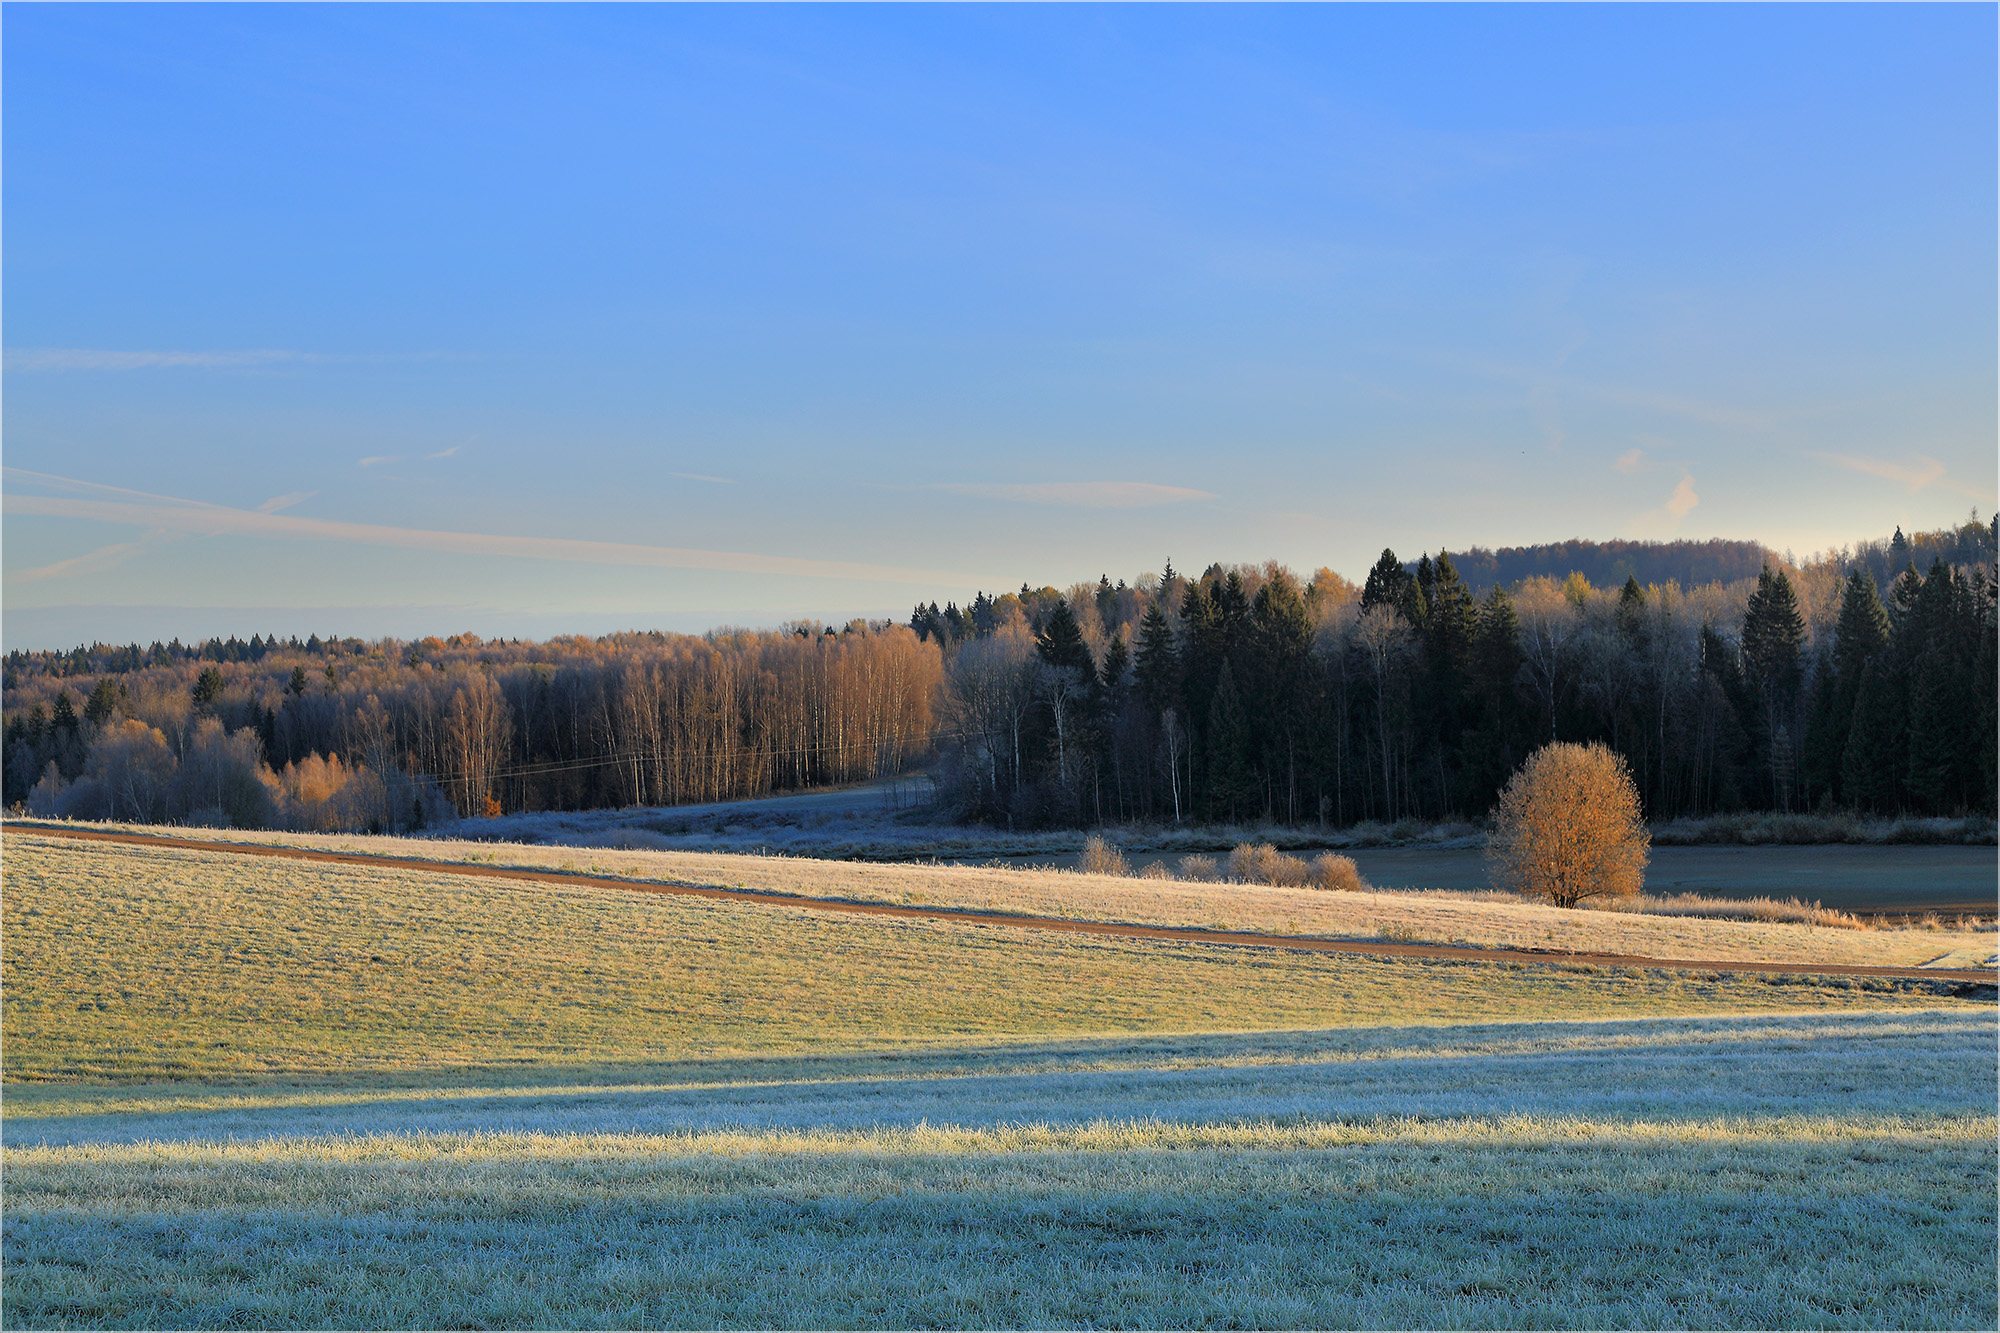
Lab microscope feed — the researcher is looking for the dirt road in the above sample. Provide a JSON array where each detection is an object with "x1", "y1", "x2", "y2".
[{"x1": 16, "y1": 825, "x2": 1997, "y2": 986}]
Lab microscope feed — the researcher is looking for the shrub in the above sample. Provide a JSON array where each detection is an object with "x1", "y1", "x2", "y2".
[
  {"x1": 1137, "y1": 860, "x2": 1173, "y2": 881},
  {"x1": 1487, "y1": 741, "x2": 1649, "y2": 908},
  {"x1": 1228, "y1": 842, "x2": 1316, "y2": 886},
  {"x1": 1309, "y1": 852, "x2": 1366, "y2": 892},
  {"x1": 1177, "y1": 854, "x2": 1219, "y2": 882},
  {"x1": 1080, "y1": 835, "x2": 1131, "y2": 877}
]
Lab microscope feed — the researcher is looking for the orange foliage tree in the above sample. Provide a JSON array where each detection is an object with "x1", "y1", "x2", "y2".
[{"x1": 1486, "y1": 741, "x2": 1649, "y2": 908}]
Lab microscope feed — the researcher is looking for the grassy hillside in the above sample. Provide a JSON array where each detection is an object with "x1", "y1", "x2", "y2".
[
  {"x1": 3, "y1": 831, "x2": 1994, "y2": 1328},
  {"x1": 17, "y1": 822, "x2": 1998, "y2": 971}
]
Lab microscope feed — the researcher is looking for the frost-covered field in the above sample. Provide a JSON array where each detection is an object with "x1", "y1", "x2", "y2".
[
  {"x1": 4, "y1": 832, "x2": 1995, "y2": 1327},
  {"x1": 21, "y1": 821, "x2": 1995, "y2": 971}
]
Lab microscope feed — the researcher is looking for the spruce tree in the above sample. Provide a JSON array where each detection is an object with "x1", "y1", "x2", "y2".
[
  {"x1": 1804, "y1": 570, "x2": 1892, "y2": 804},
  {"x1": 1904, "y1": 638, "x2": 1966, "y2": 812},
  {"x1": 1249, "y1": 575, "x2": 1316, "y2": 821},
  {"x1": 1034, "y1": 598, "x2": 1093, "y2": 675},
  {"x1": 50, "y1": 691, "x2": 78, "y2": 733},
  {"x1": 1833, "y1": 569, "x2": 1891, "y2": 681},
  {"x1": 1178, "y1": 579, "x2": 1223, "y2": 745},
  {"x1": 1800, "y1": 648, "x2": 1844, "y2": 806},
  {"x1": 1133, "y1": 602, "x2": 1180, "y2": 715},
  {"x1": 1099, "y1": 632, "x2": 1131, "y2": 693},
  {"x1": 83, "y1": 678, "x2": 121, "y2": 726},
  {"x1": 1741, "y1": 566, "x2": 1806, "y2": 807},
  {"x1": 1360, "y1": 549, "x2": 1410, "y2": 613},
  {"x1": 1901, "y1": 563, "x2": 1978, "y2": 813},
  {"x1": 1616, "y1": 577, "x2": 1646, "y2": 641},
  {"x1": 1203, "y1": 659, "x2": 1255, "y2": 822},
  {"x1": 1843, "y1": 657, "x2": 1905, "y2": 813}
]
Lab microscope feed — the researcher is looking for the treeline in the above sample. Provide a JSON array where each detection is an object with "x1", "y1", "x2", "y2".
[
  {"x1": 6, "y1": 522, "x2": 1994, "y2": 834},
  {"x1": 1440, "y1": 538, "x2": 1772, "y2": 594},
  {"x1": 6, "y1": 622, "x2": 940, "y2": 829},
  {"x1": 915, "y1": 528, "x2": 1996, "y2": 828}
]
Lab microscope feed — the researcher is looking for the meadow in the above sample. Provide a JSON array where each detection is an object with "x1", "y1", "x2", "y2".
[
  {"x1": 19, "y1": 819, "x2": 1995, "y2": 972},
  {"x1": 3, "y1": 829, "x2": 1995, "y2": 1328}
]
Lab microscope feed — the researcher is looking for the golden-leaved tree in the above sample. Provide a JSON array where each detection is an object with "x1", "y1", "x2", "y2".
[{"x1": 1487, "y1": 741, "x2": 1649, "y2": 908}]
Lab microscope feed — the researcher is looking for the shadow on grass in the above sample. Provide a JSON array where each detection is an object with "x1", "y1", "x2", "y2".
[{"x1": 7, "y1": 1009, "x2": 1992, "y2": 1148}]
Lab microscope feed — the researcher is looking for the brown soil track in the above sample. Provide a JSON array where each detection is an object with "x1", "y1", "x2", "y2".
[{"x1": 16, "y1": 825, "x2": 1998, "y2": 986}]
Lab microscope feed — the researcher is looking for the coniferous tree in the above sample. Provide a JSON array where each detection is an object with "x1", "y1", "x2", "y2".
[
  {"x1": 1843, "y1": 657, "x2": 1906, "y2": 813},
  {"x1": 1133, "y1": 602, "x2": 1179, "y2": 714},
  {"x1": 1034, "y1": 598, "x2": 1092, "y2": 675},
  {"x1": 83, "y1": 678, "x2": 122, "y2": 727},
  {"x1": 1903, "y1": 562, "x2": 1978, "y2": 812},
  {"x1": 1099, "y1": 632, "x2": 1130, "y2": 693},
  {"x1": 1423, "y1": 553, "x2": 1478, "y2": 808},
  {"x1": 192, "y1": 666, "x2": 225, "y2": 710},
  {"x1": 1178, "y1": 580, "x2": 1223, "y2": 798},
  {"x1": 1360, "y1": 550, "x2": 1411, "y2": 615},
  {"x1": 1203, "y1": 659, "x2": 1254, "y2": 822},
  {"x1": 1248, "y1": 574, "x2": 1316, "y2": 821},
  {"x1": 1803, "y1": 570, "x2": 1892, "y2": 803},
  {"x1": 1740, "y1": 566, "x2": 1806, "y2": 807}
]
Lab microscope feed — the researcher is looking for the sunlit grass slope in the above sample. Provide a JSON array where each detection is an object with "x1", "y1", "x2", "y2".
[
  {"x1": 4, "y1": 832, "x2": 1994, "y2": 1328},
  {"x1": 1, "y1": 833, "x2": 1976, "y2": 1084},
  {"x1": 19, "y1": 820, "x2": 1999, "y2": 970}
]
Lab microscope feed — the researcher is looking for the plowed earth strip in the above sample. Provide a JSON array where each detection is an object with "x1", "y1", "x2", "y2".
[{"x1": 15, "y1": 825, "x2": 1998, "y2": 985}]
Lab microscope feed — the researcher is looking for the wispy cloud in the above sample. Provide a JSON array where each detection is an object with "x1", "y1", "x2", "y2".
[
  {"x1": 937, "y1": 481, "x2": 1215, "y2": 509},
  {"x1": 426, "y1": 445, "x2": 466, "y2": 460},
  {"x1": 4, "y1": 471, "x2": 988, "y2": 587},
  {"x1": 1614, "y1": 448, "x2": 1644, "y2": 475},
  {"x1": 1807, "y1": 451, "x2": 1954, "y2": 494},
  {"x1": 1665, "y1": 473, "x2": 1700, "y2": 518},
  {"x1": 4, "y1": 348, "x2": 324, "y2": 372},
  {"x1": 12, "y1": 535, "x2": 171, "y2": 584},
  {"x1": 256, "y1": 491, "x2": 314, "y2": 514},
  {"x1": 358, "y1": 456, "x2": 398, "y2": 468},
  {"x1": 671, "y1": 472, "x2": 737, "y2": 485}
]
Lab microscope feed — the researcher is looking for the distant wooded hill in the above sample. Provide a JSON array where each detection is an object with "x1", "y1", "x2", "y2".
[
  {"x1": 1431, "y1": 517, "x2": 1998, "y2": 594},
  {"x1": 1428, "y1": 539, "x2": 1770, "y2": 593}
]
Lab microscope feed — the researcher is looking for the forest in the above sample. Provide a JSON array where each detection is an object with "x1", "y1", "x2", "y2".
[{"x1": 5, "y1": 520, "x2": 1995, "y2": 833}]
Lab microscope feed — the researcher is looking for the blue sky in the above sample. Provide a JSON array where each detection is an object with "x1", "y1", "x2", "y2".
[{"x1": 5, "y1": 4, "x2": 1994, "y2": 649}]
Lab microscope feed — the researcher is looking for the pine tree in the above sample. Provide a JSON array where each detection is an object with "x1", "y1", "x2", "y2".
[{"x1": 50, "y1": 691, "x2": 78, "y2": 733}]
